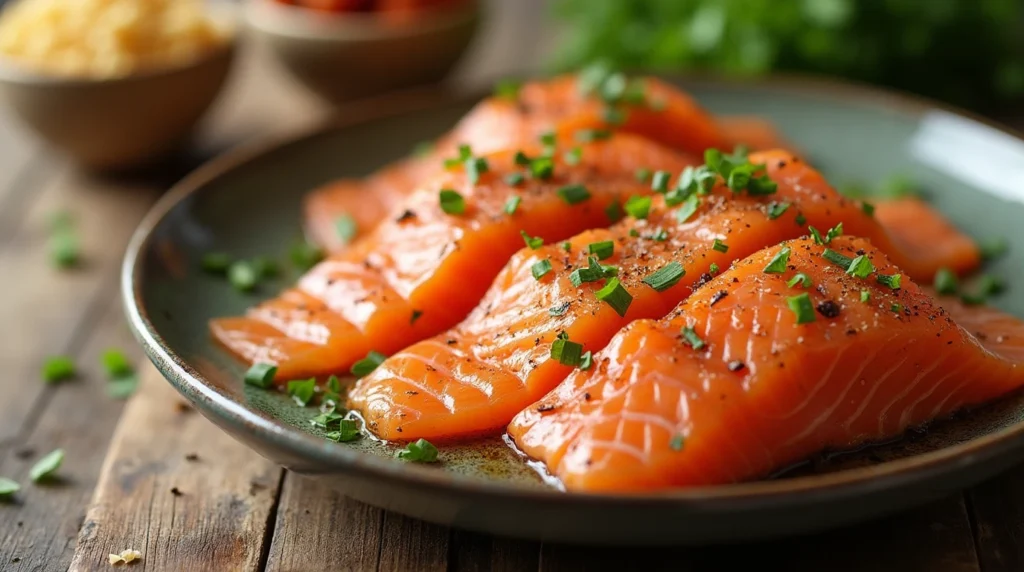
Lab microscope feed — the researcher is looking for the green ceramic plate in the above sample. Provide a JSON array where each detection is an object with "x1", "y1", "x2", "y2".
[{"x1": 124, "y1": 77, "x2": 1024, "y2": 545}]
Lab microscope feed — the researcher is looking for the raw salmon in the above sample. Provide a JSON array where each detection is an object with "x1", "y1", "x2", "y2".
[
  {"x1": 507, "y1": 236, "x2": 1024, "y2": 492},
  {"x1": 874, "y1": 197, "x2": 981, "y2": 276},
  {"x1": 303, "y1": 72, "x2": 729, "y2": 250},
  {"x1": 349, "y1": 151, "x2": 929, "y2": 441},
  {"x1": 212, "y1": 134, "x2": 695, "y2": 381}
]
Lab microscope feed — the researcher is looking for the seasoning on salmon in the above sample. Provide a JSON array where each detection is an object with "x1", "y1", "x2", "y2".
[
  {"x1": 303, "y1": 70, "x2": 728, "y2": 251},
  {"x1": 211, "y1": 134, "x2": 696, "y2": 381},
  {"x1": 348, "y1": 150, "x2": 930, "y2": 441},
  {"x1": 507, "y1": 236, "x2": 1024, "y2": 492}
]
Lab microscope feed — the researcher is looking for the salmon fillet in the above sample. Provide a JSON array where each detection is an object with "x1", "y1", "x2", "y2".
[
  {"x1": 349, "y1": 150, "x2": 929, "y2": 441},
  {"x1": 507, "y1": 236, "x2": 1024, "y2": 492},
  {"x1": 303, "y1": 72, "x2": 728, "y2": 250},
  {"x1": 874, "y1": 197, "x2": 981, "y2": 277},
  {"x1": 211, "y1": 134, "x2": 695, "y2": 381}
]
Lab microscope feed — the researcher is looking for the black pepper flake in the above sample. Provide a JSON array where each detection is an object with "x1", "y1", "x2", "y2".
[
  {"x1": 171, "y1": 487, "x2": 183, "y2": 496},
  {"x1": 396, "y1": 209, "x2": 417, "y2": 223},
  {"x1": 583, "y1": 392, "x2": 592, "y2": 401},
  {"x1": 185, "y1": 453, "x2": 199, "y2": 462},
  {"x1": 446, "y1": 339, "x2": 457, "y2": 345},
  {"x1": 694, "y1": 273, "x2": 714, "y2": 289},
  {"x1": 710, "y1": 290, "x2": 728, "y2": 306},
  {"x1": 816, "y1": 300, "x2": 841, "y2": 318},
  {"x1": 537, "y1": 403, "x2": 557, "y2": 412},
  {"x1": 727, "y1": 360, "x2": 745, "y2": 372}
]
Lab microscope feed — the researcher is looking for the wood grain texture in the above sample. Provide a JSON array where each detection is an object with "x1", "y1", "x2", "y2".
[
  {"x1": 967, "y1": 462, "x2": 1024, "y2": 572},
  {"x1": 69, "y1": 369, "x2": 283, "y2": 572},
  {"x1": 0, "y1": 296, "x2": 142, "y2": 571},
  {"x1": 449, "y1": 530, "x2": 540, "y2": 572},
  {"x1": 377, "y1": 511, "x2": 450, "y2": 572}
]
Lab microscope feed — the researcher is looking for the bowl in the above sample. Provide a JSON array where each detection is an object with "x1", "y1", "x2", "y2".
[
  {"x1": 245, "y1": 0, "x2": 479, "y2": 104},
  {"x1": 0, "y1": 20, "x2": 237, "y2": 170}
]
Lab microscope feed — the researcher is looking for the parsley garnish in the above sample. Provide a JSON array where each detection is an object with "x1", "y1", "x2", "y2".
[
  {"x1": 350, "y1": 351, "x2": 387, "y2": 377},
  {"x1": 521, "y1": 230, "x2": 544, "y2": 249},
  {"x1": 557, "y1": 184, "x2": 591, "y2": 204},
  {"x1": 551, "y1": 331, "x2": 584, "y2": 366},
  {"x1": 29, "y1": 449, "x2": 64, "y2": 483},
  {"x1": 42, "y1": 356, "x2": 75, "y2": 384},
  {"x1": 287, "y1": 378, "x2": 317, "y2": 407},
  {"x1": 680, "y1": 326, "x2": 705, "y2": 350},
  {"x1": 396, "y1": 439, "x2": 439, "y2": 463},
  {"x1": 439, "y1": 189, "x2": 466, "y2": 215},
  {"x1": 244, "y1": 363, "x2": 277, "y2": 388},
  {"x1": 531, "y1": 259, "x2": 553, "y2": 280},
  {"x1": 763, "y1": 247, "x2": 791, "y2": 274}
]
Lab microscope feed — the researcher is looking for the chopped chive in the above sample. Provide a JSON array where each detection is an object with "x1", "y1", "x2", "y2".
[
  {"x1": 0, "y1": 477, "x2": 19, "y2": 498},
  {"x1": 335, "y1": 214, "x2": 358, "y2": 243},
  {"x1": 649, "y1": 228, "x2": 669, "y2": 241},
  {"x1": 664, "y1": 188, "x2": 688, "y2": 207},
  {"x1": 396, "y1": 438, "x2": 439, "y2": 462},
  {"x1": 594, "y1": 278, "x2": 632, "y2": 316},
  {"x1": 101, "y1": 349, "x2": 132, "y2": 378},
  {"x1": 228, "y1": 261, "x2": 259, "y2": 292},
  {"x1": 624, "y1": 195, "x2": 652, "y2": 219},
  {"x1": 531, "y1": 259, "x2": 553, "y2": 280},
  {"x1": 410, "y1": 310, "x2": 423, "y2": 324},
  {"x1": 709, "y1": 263, "x2": 720, "y2": 274},
  {"x1": 676, "y1": 195, "x2": 700, "y2": 223},
  {"x1": 42, "y1": 356, "x2": 75, "y2": 384},
  {"x1": 504, "y1": 195, "x2": 522, "y2": 214},
  {"x1": 530, "y1": 156, "x2": 554, "y2": 179},
  {"x1": 466, "y1": 157, "x2": 489, "y2": 185},
  {"x1": 861, "y1": 202, "x2": 875, "y2": 216},
  {"x1": 763, "y1": 247, "x2": 791, "y2": 274},
  {"x1": 439, "y1": 189, "x2": 466, "y2": 215},
  {"x1": 980, "y1": 238, "x2": 1008, "y2": 261},
  {"x1": 825, "y1": 223, "x2": 844, "y2": 243},
  {"x1": 576, "y1": 128, "x2": 612, "y2": 143},
  {"x1": 643, "y1": 261, "x2": 685, "y2": 292},
  {"x1": 493, "y1": 78, "x2": 521, "y2": 100},
  {"x1": 504, "y1": 172, "x2": 525, "y2": 186},
  {"x1": 629, "y1": 229, "x2": 640, "y2": 237},
  {"x1": 29, "y1": 449, "x2": 63, "y2": 483},
  {"x1": 551, "y1": 331, "x2": 584, "y2": 366},
  {"x1": 712, "y1": 239, "x2": 729, "y2": 253},
  {"x1": 244, "y1": 363, "x2": 277, "y2": 388},
  {"x1": 605, "y1": 201, "x2": 623, "y2": 223},
  {"x1": 587, "y1": 240, "x2": 615, "y2": 260},
  {"x1": 521, "y1": 230, "x2": 544, "y2": 250},
  {"x1": 50, "y1": 231, "x2": 80, "y2": 268},
  {"x1": 767, "y1": 202, "x2": 790, "y2": 220},
  {"x1": 549, "y1": 301, "x2": 570, "y2": 316},
  {"x1": 680, "y1": 326, "x2": 706, "y2": 350},
  {"x1": 251, "y1": 257, "x2": 279, "y2": 279},
  {"x1": 787, "y1": 293, "x2": 816, "y2": 324},
  {"x1": 809, "y1": 226, "x2": 824, "y2": 245},
  {"x1": 891, "y1": 302, "x2": 904, "y2": 313},
  {"x1": 569, "y1": 256, "x2": 609, "y2": 286},
  {"x1": 564, "y1": 147, "x2": 582, "y2": 165},
  {"x1": 579, "y1": 351, "x2": 593, "y2": 371},
  {"x1": 934, "y1": 267, "x2": 958, "y2": 295},
  {"x1": 651, "y1": 170, "x2": 670, "y2": 193},
  {"x1": 846, "y1": 255, "x2": 875, "y2": 279},
  {"x1": 557, "y1": 184, "x2": 591, "y2": 205},
  {"x1": 978, "y1": 274, "x2": 1006, "y2": 296},
  {"x1": 323, "y1": 375, "x2": 343, "y2": 404},
  {"x1": 201, "y1": 252, "x2": 232, "y2": 274},
  {"x1": 326, "y1": 418, "x2": 362, "y2": 443},
  {"x1": 539, "y1": 131, "x2": 557, "y2": 149},
  {"x1": 861, "y1": 289, "x2": 871, "y2": 302},
  {"x1": 350, "y1": 351, "x2": 387, "y2": 377},
  {"x1": 561, "y1": 241, "x2": 572, "y2": 251},
  {"x1": 876, "y1": 273, "x2": 902, "y2": 289},
  {"x1": 287, "y1": 378, "x2": 317, "y2": 407},
  {"x1": 514, "y1": 151, "x2": 531, "y2": 166},
  {"x1": 787, "y1": 273, "x2": 812, "y2": 288},
  {"x1": 669, "y1": 435, "x2": 685, "y2": 451},
  {"x1": 603, "y1": 106, "x2": 627, "y2": 125},
  {"x1": 822, "y1": 248, "x2": 854, "y2": 269},
  {"x1": 634, "y1": 167, "x2": 652, "y2": 183},
  {"x1": 290, "y1": 241, "x2": 324, "y2": 272},
  {"x1": 795, "y1": 213, "x2": 807, "y2": 226},
  {"x1": 747, "y1": 175, "x2": 778, "y2": 195}
]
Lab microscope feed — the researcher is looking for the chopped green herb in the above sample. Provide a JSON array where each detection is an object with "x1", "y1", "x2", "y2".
[
  {"x1": 651, "y1": 170, "x2": 670, "y2": 193},
  {"x1": 846, "y1": 255, "x2": 875, "y2": 279},
  {"x1": 747, "y1": 174, "x2": 778, "y2": 195},
  {"x1": 629, "y1": 229, "x2": 640, "y2": 237},
  {"x1": 861, "y1": 289, "x2": 871, "y2": 303},
  {"x1": 795, "y1": 213, "x2": 807, "y2": 226},
  {"x1": 42, "y1": 356, "x2": 75, "y2": 384},
  {"x1": 412, "y1": 140, "x2": 434, "y2": 157},
  {"x1": 822, "y1": 248, "x2": 854, "y2": 269},
  {"x1": 877, "y1": 273, "x2": 902, "y2": 289},
  {"x1": 604, "y1": 200, "x2": 623, "y2": 223},
  {"x1": 564, "y1": 147, "x2": 582, "y2": 165},
  {"x1": 643, "y1": 261, "x2": 685, "y2": 292},
  {"x1": 290, "y1": 241, "x2": 324, "y2": 272},
  {"x1": 767, "y1": 202, "x2": 790, "y2": 220},
  {"x1": 444, "y1": 144, "x2": 473, "y2": 169},
  {"x1": 602, "y1": 106, "x2": 627, "y2": 125},
  {"x1": 250, "y1": 257, "x2": 279, "y2": 279},
  {"x1": 521, "y1": 230, "x2": 544, "y2": 250},
  {"x1": 551, "y1": 331, "x2": 585, "y2": 366},
  {"x1": 29, "y1": 449, "x2": 63, "y2": 483},
  {"x1": 410, "y1": 310, "x2": 423, "y2": 324},
  {"x1": 350, "y1": 351, "x2": 387, "y2": 377},
  {"x1": 514, "y1": 151, "x2": 531, "y2": 166},
  {"x1": 587, "y1": 240, "x2": 615, "y2": 260},
  {"x1": 809, "y1": 226, "x2": 824, "y2": 245},
  {"x1": 531, "y1": 259, "x2": 553, "y2": 280},
  {"x1": 107, "y1": 375, "x2": 138, "y2": 399},
  {"x1": 763, "y1": 247, "x2": 791, "y2": 274},
  {"x1": 311, "y1": 411, "x2": 344, "y2": 429},
  {"x1": 934, "y1": 267, "x2": 959, "y2": 295},
  {"x1": 0, "y1": 477, "x2": 19, "y2": 499},
  {"x1": 825, "y1": 223, "x2": 844, "y2": 243},
  {"x1": 50, "y1": 231, "x2": 80, "y2": 268},
  {"x1": 664, "y1": 188, "x2": 688, "y2": 207},
  {"x1": 493, "y1": 78, "x2": 521, "y2": 100},
  {"x1": 891, "y1": 302, "x2": 904, "y2": 313},
  {"x1": 561, "y1": 241, "x2": 572, "y2": 251},
  {"x1": 466, "y1": 157, "x2": 489, "y2": 185},
  {"x1": 101, "y1": 349, "x2": 132, "y2": 378},
  {"x1": 624, "y1": 195, "x2": 652, "y2": 219},
  {"x1": 669, "y1": 435, "x2": 685, "y2": 451},
  {"x1": 326, "y1": 418, "x2": 362, "y2": 443},
  {"x1": 980, "y1": 238, "x2": 1009, "y2": 261},
  {"x1": 335, "y1": 214, "x2": 358, "y2": 243},
  {"x1": 675, "y1": 195, "x2": 700, "y2": 223},
  {"x1": 634, "y1": 167, "x2": 652, "y2": 183},
  {"x1": 287, "y1": 378, "x2": 317, "y2": 407},
  {"x1": 529, "y1": 156, "x2": 554, "y2": 179},
  {"x1": 228, "y1": 261, "x2": 259, "y2": 292},
  {"x1": 594, "y1": 278, "x2": 633, "y2": 316},
  {"x1": 557, "y1": 184, "x2": 591, "y2": 205},
  {"x1": 709, "y1": 263, "x2": 720, "y2": 274},
  {"x1": 579, "y1": 351, "x2": 593, "y2": 371},
  {"x1": 201, "y1": 252, "x2": 232, "y2": 274},
  {"x1": 649, "y1": 228, "x2": 669, "y2": 241},
  {"x1": 569, "y1": 256, "x2": 610, "y2": 286},
  {"x1": 244, "y1": 363, "x2": 277, "y2": 388},
  {"x1": 504, "y1": 172, "x2": 525, "y2": 186},
  {"x1": 680, "y1": 326, "x2": 706, "y2": 350},
  {"x1": 504, "y1": 195, "x2": 521, "y2": 214},
  {"x1": 323, "y1": 374, "x2": 344, "y2": 404},
  {"x1": 439, "y1": 189, "x2": 466, "y2": 215},
  {"x1": 712, "y1": 239, "x2": 729, "y2": 253},
  {"x1": 787, "y1": 293, "x2": 816, "y2": 324},
  {"x1": 861, "y1": 202, "x2": 876, "y2": 216},
  {"x1": 576, "y1": 128, "x2": 612, "y2": 143},
  {"x1": 549, "y1": 302, "x2": 570, "y2": 317},
  {"x1": 539, "y1": 131, "x2": 557, "y2": 149},
  {"x1": 787, "y1": 273, "x2": 812, "y2": 288},
  {"x1": 396, "y1": 438, "x2": 438, "y2": 462}
]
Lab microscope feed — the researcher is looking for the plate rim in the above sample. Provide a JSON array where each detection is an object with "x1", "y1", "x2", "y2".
[{"x1": 123, "y1": 73, "x2": 1024, "y2": 509}]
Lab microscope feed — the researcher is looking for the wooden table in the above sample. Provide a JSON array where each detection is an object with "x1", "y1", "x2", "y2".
[{"x1": 2, "y1": 46, "x2": 1024, "y2": 572}]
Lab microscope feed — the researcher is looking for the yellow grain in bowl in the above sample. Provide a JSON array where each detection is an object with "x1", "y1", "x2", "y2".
[{"x1": 0, "y1": 0, "x2": 231, "y2": 78}]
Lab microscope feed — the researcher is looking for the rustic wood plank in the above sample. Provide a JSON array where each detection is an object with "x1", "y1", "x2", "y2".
[
  {"x1": 966, "y1": 462, "x2": 1024, "y2": 572},
  {"x1": 69, "y1": 368, "x2": 283, "y2": 572},
  {"x1": 0, "y1": 295, "x2": 142, "y2": 571},
  {"x1": 377, "y1": 511, "x2": 450, "y2": 572},
  {"x1": 449, "y1": 530, "x2": 540, "y2": 572},
  {"x1": 265, "y1": 475, "x2": 384, "y2": 572}
]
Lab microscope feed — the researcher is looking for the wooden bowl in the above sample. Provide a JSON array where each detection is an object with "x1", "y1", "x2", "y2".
[
  {"x1": 0, "y1": 31, "x2": 236, "y2": 170},
  {"x1": 245, "y1": 0, "x2": 479, "y2": 104}
]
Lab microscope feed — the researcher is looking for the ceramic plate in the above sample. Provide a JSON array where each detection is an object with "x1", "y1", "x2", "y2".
[{"x1": 123, "y1": 77, "x2": 1024, "y2": 545}]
